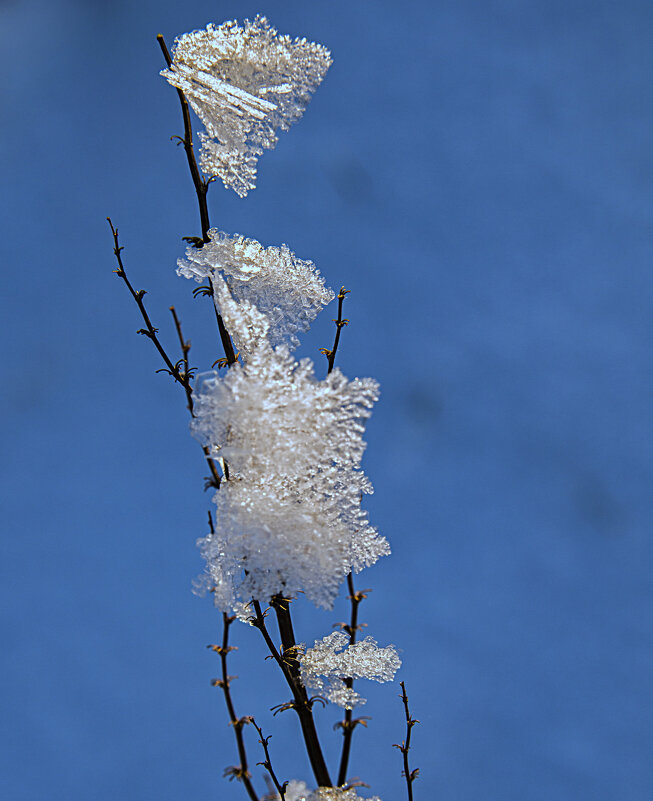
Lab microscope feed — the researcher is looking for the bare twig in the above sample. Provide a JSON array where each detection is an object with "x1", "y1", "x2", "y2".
[
  {"x1": 209, "y1": 613, "x2": 259, "y2": 801},
  {"x1": 320, "y1": 286, "x2": 350, "y2": 373},
  {"x1": 156, "y1": 33, "x2": 237, "y2": 367},
  {"x1": 336, "y1": 574, "x2": 370, "y2": 786},
  {"x1": 393, "y1": 682, "x2": 420, "y2": 801},
  {"x1": 251, "y1": 719, "x2": 287, "y2": 800},
  {"x1": 108, "y1": 219, "x2": 222, "y2": 490},
  {"x1": 250, "y1": 599, "x2": 332, "y2": 788},
  {"x1": 169, "y1": 305, "x2": 194, "y2": 414}
]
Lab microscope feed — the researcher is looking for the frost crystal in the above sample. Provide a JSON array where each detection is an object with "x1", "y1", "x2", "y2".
[
  {"x1": 162, "y1": 16, "x2": 332, "y2": 196},
  {"x1": 191, "y1": 334, "x2": 389, "y2": 610},
  {"x1": 283, "y1": 781, "x2": 382, "y2": 801},
  {"x1": 177, "y1": 230, "x2": 334, "y2": 351},
  {"x1": 299, "y1": 632, "x2": 401, "y2": 709}
]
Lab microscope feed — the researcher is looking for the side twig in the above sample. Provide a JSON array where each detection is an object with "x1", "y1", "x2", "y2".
[
  {"x1": 209, "y1": 613, "x2": 259, "y2": 801},
  {"x1": 108, "y1": 219, "x2": 222, "y2": 490},
  {"x1": 336, "y1": 574, "x2": 369, "y2": 786},
  {"x1": 251, "y1": 719, "x2": 287, "y2": 801},
  {"x1": 393, "y1": 681, "x2": 420, "y2": 801},
  {"x1": 156, "y1": 33, "x2": 237, "y2": 367},
  {"x1": 320, "y1": 286, "x2": 350, "y2": 374}
]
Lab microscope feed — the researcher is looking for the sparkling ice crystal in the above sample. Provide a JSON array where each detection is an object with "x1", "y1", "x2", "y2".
[
  {"x1": 177, "y1": 229, "x2": 334, "y2": 351},
  {"x1": 162, "y1": 16, "x2": 332, "y2": 196},
  {"x1": 299, "y1": 631, "x2": 401, "y2": 709},
  {"x1": 283, "y1": 781, "x2": 382, "y2": 801}
]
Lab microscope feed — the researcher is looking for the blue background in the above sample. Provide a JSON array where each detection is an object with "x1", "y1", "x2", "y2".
[{"x1": 2, "y1": 0, "x2": 653, "y2": 799}]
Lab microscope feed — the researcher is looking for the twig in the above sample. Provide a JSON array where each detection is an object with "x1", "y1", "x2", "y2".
[
  {"x1": 251, "y1": 719, "x2": 287, "y2": 800},
  {"x1": 156, "y1": 33, "x2": 237, "y2": 367},
  {"x1": 336, "y1": 574, "x2": 369, "y2": 786},
  {"x1": 169, "y1": 306, "x2": 194, "y2": 414},
  {"x1": 320, "y1": 286, "x2": 350, "y2": 374},
  {"x1": 250, "y1": 599, "x2": 332, "y2": 788},
  {"x1": 108, "y1": 219, "x2": 222, "y2": 490},
  {"x1": 393, "y1": 682, "x2": 420, "y2": 801},
  {"x1": 209, "y1": 613, "x2": 259, "y2": 801}
]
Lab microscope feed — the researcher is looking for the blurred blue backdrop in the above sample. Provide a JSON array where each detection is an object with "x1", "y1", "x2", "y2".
[{"x1": 2, "y1": 0, "x2": 653, "y2": 799}]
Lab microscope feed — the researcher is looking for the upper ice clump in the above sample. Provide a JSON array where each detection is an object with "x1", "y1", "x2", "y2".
[
  {"x1": 161, "y1": 15, "x2": 332, "y2": 196},
  {"x1": 283, "y1": 782, "x2": 382, "y2": 801},
  {"x1": 177, "y1": 229, "x2": 334, "y2": 352}
]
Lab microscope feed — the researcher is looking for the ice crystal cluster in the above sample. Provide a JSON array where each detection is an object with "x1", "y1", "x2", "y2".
[
  {"x1": 186, "y1": 228, "x2": 389, "y2": 609},
  {"x1": 162, "y1": 15, "x2": 332, "y2": 196},
  {"x1": 283, "y1": 781, "x2": 381, "y2": 801},
  {"x1": 299, "y1": 632, "x2": 401, "y2": 709},
  {"x1": 177, "y1": 229, "x2": 334, "y2": 350}
]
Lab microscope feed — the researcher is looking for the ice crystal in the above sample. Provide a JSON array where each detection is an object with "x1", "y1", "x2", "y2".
[
  {"x1": 299, "y1": 632, "x2": 401, "y2": 709},
  {"x1": 282, "y1": 781, "x2": 381, "y2": 801},
  {"x1": 162, "y1": 16, "x2": 332, "y2": 196},
  {"x1": 191, "y1": 333, "x2": 389, "y2": 609},
  {"x1": 177, "y1": 230, "x2": 334, "y2": 351}
]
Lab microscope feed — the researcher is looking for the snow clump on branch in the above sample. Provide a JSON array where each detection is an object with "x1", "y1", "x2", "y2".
[
  {"x1": 161, "y1": 15, "x2": 332, "y2": 196},
  {"x1": 177, "y1": 229, "x2": 334, "y2": 351},
  {"x1": 299, "y1": 631, "x2": 401, "y2": 709},
  {"x1": 283, "y1": 781, "x2": 382, "y2": 801},
  {"x1": 186, "y1": 234, "x2": 389, "y2": 609}
]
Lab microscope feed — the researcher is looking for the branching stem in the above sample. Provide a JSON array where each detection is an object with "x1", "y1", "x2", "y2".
[
  {"x1": 251, "y1": 599, "x2": 332, "y2": 788},
  {"x1": 321, "y1": 286, "x2": 350, "y2": 374}
]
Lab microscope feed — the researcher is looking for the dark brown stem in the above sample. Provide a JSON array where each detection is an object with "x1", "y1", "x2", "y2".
[
  {"x1": 336, "y1": 573, "x2": 368, "y2": 786},
  {"x1": 210, "y1": 613, "x2": 260, "y2": 801},
  {"x1": 156, "y1": 33, "x2": 237, "y2": 367},
  {"x1": 169, "y1": 305, "x2": 194, "y2": 414},
  {"x1": 321, "y1": 287, "x2": 350, "y2": 374},
  {"x1": 271, "y1": 596, "x2": 332, "y2": 788},
  {"x1": 251, "y1": 719, "x2": 287, "y2": 800},
  {"x1": 108, "y1": 219, "x2": 222, "y2": 490},
  {"x1": 156, "y1": 34, "x2": 211, "y2": 242},
  {"x1": 251, "y1": 599, "x2": 332, "y2": 788},
  {"x1": 394, "y1": 681, "x2": 420, "y2": 801}
]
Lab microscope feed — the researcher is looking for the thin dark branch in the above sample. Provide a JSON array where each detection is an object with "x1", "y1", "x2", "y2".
[
  {"x1": 321, "y1": 286, "x2": 350, "y2": 374},
  {"x1": 156, "y1": 34, "x2": 237, "y2": 367},
  {"x1": 156, "y1": 34, "x2": 211, "y2": 242},
  {"x1": 209, "y1": 613, "x2": 260, "y2": 801},
  {"x1": 169, "y1": 306, "x2": 194, "y2": 414},
  {"x1": 393, "y1": 681, "x2": 420, "y2": 801},
  {"x1": 250, "y1": 599, "x2": 332, "y2": 788},
  {"x1": 251, "y1": 719, "x2": 287, "y2": 801},
  {"x1": 108, "y1": 219, "x2": 222, "y2": 490},
  {"x1": 336, "y1": 574, "x2": 369, "y2": 786}
]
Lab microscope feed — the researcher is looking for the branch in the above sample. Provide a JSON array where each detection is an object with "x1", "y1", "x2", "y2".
[
  {"x1": 393, "y1": 682, "x2": 420, "y2": 801},
  {"x1": 108, "y1": 219, "x2": 222, "y2": 490},
  {"x1": 251, "y1": 719, "x2": 287, "y2": 801},
  {"x1": 209, "y1": 613, "x2": 260, "y2": 801},
  {"x1": 336, "y1": 574, "x2": 369, "y2": 786},
  {"x1": 320, "y1": 286, "x2": 350, "y2": 374},
  {"x1": 156, "y1": 33, "x2": 237, "y2": 367},
  {"x1": 250, "y1": 599, "x2": 332, "y2": 788}
]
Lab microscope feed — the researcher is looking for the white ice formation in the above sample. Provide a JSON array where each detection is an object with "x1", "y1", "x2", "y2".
[
  {"x1": 177, "y1": 229, "x2": 334, "y2": 351},
  {"x1": 299, "y1": 631, "x2": 401, "y2": 709},
  {"x1": 161, "y1": 16, "x2": 332, "y2": 196},
  {"x1": 191, "y1": 322, "x2": 389, "y2": 609},
  {"x1": 283, "y1": 781, "x2": 382, "y2": 801}
]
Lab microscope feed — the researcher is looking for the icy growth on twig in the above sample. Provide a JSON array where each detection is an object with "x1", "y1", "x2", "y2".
[
  {"x1": 191, "y1": 337, "x2": 389, "y2": 609},
  {"x1": 299, "y1": 631, "x2": 401, "y2": 709},
  {"x1": 283, "y1": 781, "x2": 382, "y2": 801},
  {"x1": 177, "y1": 229, "x2": 334, "y2": 351},
  {"x1": 162, "y1": 16, "x2": 332, "y2": 196}
]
